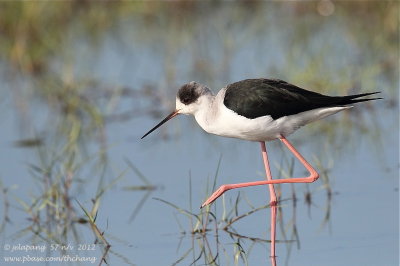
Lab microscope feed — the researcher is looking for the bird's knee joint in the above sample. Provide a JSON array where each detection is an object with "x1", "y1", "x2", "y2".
[
  {"x1": 311, "y1": 172, "x2": 319, "y2": 182},
  {"x1": 220, "y1": 184, "x2": 231, "y2": 191}
]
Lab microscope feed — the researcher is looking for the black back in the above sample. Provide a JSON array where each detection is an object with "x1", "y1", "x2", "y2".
[{"x1": 223, "y1": 79, "x2": 380, "y2": 119}]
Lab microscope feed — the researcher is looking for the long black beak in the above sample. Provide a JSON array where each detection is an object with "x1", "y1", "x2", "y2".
[{"x1": 141, "y1": 110, "x2": 180, "y2": 139}]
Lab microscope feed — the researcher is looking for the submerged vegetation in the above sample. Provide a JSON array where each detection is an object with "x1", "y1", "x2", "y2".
[{"x1": 0, "y1": 1, "x2": 397, "y2": 265}]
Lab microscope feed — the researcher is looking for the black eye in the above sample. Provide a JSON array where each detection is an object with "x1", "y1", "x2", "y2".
[
  {"x1": 182, "y1": 96, "x2": 192, "y2": 104},
  {"x1": 178, "y1": 84, "x2": 199, "y2": 105}
]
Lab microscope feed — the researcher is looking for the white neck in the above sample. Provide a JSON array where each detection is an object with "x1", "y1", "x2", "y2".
[{"x1": 193, "y1": 93, "x2": 220, "y2": 133}]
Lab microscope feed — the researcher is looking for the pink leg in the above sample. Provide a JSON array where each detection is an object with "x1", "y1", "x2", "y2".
[
  {"x1": 260, "y1": 141, "x2": 277, "y2": 258},
  {"x1": 201, "y1": 136, "x2": 319, "y2": 208},
  {"x1": 260, "y1": 141, "x2": 277, "y2": 205},
  {"x1": 270, "y1": 205, "x2": 277, "y2": 264},
  {"x1": 260, "y1": 142, "x2": 277, "y2": 259}
]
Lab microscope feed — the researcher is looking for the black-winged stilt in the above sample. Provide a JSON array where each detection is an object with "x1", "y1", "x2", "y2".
[{"x1": 141, "y1": 78, "x2": 380, "y2": 207}]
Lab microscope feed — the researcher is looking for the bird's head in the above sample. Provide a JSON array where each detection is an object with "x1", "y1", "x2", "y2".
[
  {"x1": 141, "y1": 81, "x2": 211, "y2": 139},
  {"x1": 176, "y1": 81, "x2": 211, "y2": 114}
]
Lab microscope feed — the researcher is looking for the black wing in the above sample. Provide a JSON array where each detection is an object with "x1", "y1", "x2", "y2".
[{"x1": 223, "y1": 79, "x2": 380, "y2": 119}]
